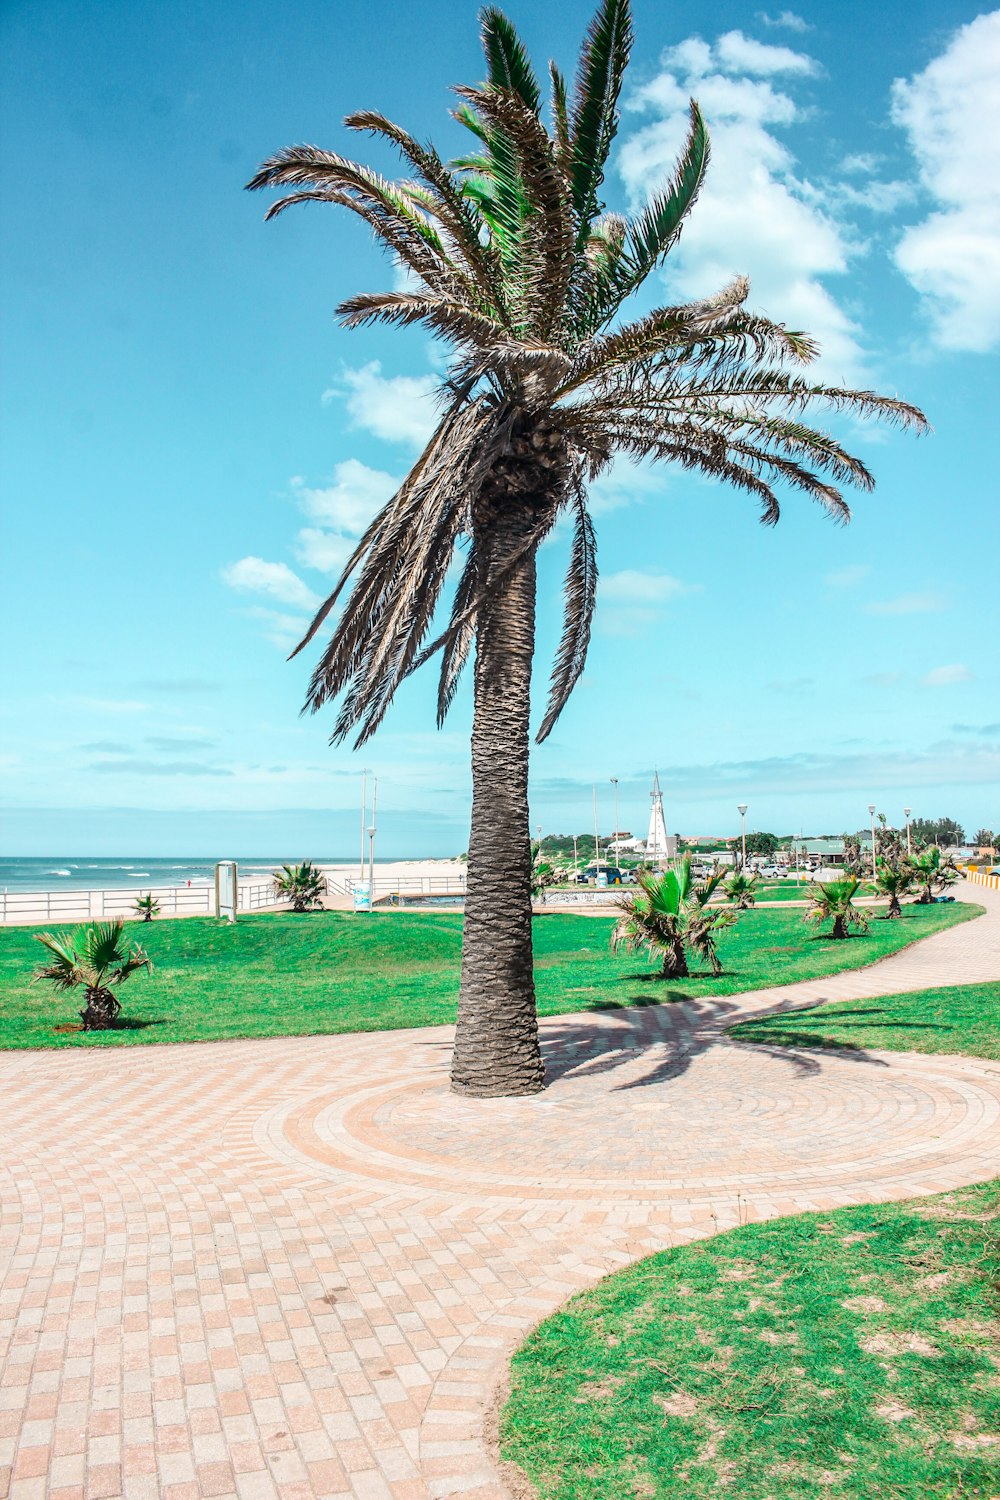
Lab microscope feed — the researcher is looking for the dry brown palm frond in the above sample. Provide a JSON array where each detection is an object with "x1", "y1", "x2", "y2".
[{"x1": 536, "y1": 489, "x2": 597, "y2": 742}]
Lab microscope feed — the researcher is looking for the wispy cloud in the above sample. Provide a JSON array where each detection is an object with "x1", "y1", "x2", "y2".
[
  {"x1": 146, "y1": 736, "x2": 216, "y2": 751},
  {"x1": 599, "y1": 571, "x2": 699, "y2": 636},
  {"x1": 64, "y1": 697, "x2": 150, "y2": 715},
  {"x1": 244, "y1": 606, "x2": 311, "y2": 651},
  {"x1": 757, "y1": 10, "x2": 811, "y2": 33},
  {"x1": 862, "y1": 671, "x2": 902, "y2": 687},
  {"x1": 826, "y1": 564, "x2": 870, "y2": 588},
  {"x1": 922, "y1": 663, "x2": 974, "y2": 686},
  {"x1": 291, "y1": 459, "x2": 397, "y2": 576},
  {"x1": 89, "y1": 759, "x2": 232, "y2": 777},
  {"x1": 131, "y1": 677, "x2": 220, "y2": 694},
  {"x1": 221, "y1": 556, "x2": 320, "y2": 611},
  {"x1": 864, "y1": 591, "x2": 946, "y2": 616}
]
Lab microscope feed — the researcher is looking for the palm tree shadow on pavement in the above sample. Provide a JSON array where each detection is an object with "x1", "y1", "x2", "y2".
[{"x1": 535, "y1": 995, "x2": 893, "y2": 1092}]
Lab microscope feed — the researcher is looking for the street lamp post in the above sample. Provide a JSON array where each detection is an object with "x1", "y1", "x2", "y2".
[
  {"x1": 592, "y1": 784, "x2": 602, "y2": 875},
  {"x1": 368, "y1": 776, "x2": 378, "y2": 899},
  {"x1": 610, "y1": 778, "x2": 620, "y2": 874},
  {"x1": 904, "y1": 807, "x2": 912, "y2": 857},
  {"x1": 360, "y1": 768, "x2": 370, "y2": 880},
  {"x1": 868, "y1": 803, "x2": 877, "y2": 885},
  {"x1": 573, "y1": 834, "x2": 579, "y2": 874},
  {"x1": 737, "y1": 804, "x2": 748, "y2": 871}
]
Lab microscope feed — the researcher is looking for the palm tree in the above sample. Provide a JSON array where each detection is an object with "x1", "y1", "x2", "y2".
[
  {"x1": 873, "y1": 858, "x2": 912, "y2": 919},
  {"x1": 724, "y1": 871, "x2": 758, "y2": 909},
  {"x1": 909, "y1": 846, "x2": 960, "y2": 904},
  {"x1": 611, "y1": 856, "x2": 735, "y2": 976},
  {"x1": 272, "y1": 861, "x2": 328, "y2": 912},
  {"x1": 805, "y1": 876, "x2": 870, "y2": 940},
  {"x1": 974, "y1": 828, "x2": 994, "y2": 851},
  {"x1": 247, "y1": 0, "x2": 927, "y2": 1096},
  {"x1": 133, "y1": 894, "x2": 160, "y2": 922},
  {"x1": 33, "y1": 919, "x2": 153, "y2": 1031}
]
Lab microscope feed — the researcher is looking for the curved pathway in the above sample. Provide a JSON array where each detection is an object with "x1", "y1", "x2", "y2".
[{"x1": 2, "y1": 885, "x2": 999, "y2": 1500}]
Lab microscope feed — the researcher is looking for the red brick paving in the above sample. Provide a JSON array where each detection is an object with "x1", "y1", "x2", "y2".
[{"x1": 2, "y1": 881, "x2": 999, "y2": 1498}]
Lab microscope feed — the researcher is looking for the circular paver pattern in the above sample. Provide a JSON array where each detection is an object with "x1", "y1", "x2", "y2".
[{"x1": 1, "y1": 882, "x2": 998, "y2": 1500}]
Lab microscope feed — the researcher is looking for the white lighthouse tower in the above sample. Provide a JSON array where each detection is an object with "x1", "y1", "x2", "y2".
[{"x1": 646, "y1": 771, "x2": 675, "y2": 865}]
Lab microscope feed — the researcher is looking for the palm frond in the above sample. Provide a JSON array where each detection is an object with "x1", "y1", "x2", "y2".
[
  {"x1": 619, "y1": 101, "x2": 709, "y2": 292},
  {"x1": 569, "y1": 0, "x2": 634, "y2": 239},
  {"x1": 480, "y1": 7, "x2": 542, "y2": 113},
  {"x1": 536, "y1": 492, "x2": 597, "y2": 742}
]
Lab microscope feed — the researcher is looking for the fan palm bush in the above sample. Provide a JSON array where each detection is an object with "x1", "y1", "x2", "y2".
[
  {"x1": 133, "y1": 894, "x2": 160, "y2": 922},
  {"x1": 272, "y1": 861, "x2": 328, "y2": 913},
  {"x1": 910, "y1": 846, "x2": 960, "y2": 904},
  {"x1": 530, "y1": 841, "x2": 557, "y2": 900},
  {"x1": 248, "y1": 0, "x2": 926, "y2": 1096},
  {"x1": 33, "y1": 919, "x2": 153, "y2": 1031},
  {"x1": 805, "y1": 877, "x2": 870, "y2": 940},
  {"x1": 724, "y1": 871, "x2": 758, "y2": 910},
  {"x1": 611, "y1": 856, "x2": 735, "y2": 977},
  {"x1": 874, "y1": 859, "x2": 913, "y2": 919}
]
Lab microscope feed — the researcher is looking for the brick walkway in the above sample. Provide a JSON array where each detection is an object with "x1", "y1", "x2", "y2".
[{"x1": 2, "y1": 884, "x2": 999, "y2": 1500}]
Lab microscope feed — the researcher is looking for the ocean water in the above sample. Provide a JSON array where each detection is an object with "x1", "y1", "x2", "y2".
[{"x1": 0, "y1": 857, "x2": 357, "y2": 892}]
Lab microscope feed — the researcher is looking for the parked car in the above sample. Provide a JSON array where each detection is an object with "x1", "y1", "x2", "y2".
[{"x1": 579, "y1": 865, "x2": 626, "y2": 885}]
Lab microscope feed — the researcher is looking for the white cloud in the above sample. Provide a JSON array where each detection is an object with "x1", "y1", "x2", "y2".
[
  {"x1": 599, "y1": 570, "x2": 698, "y2": 635},
  {"x1": 621, "y1": 40, "x2": 865, "y2": 378},
  {"x1": 715, "y1": 29, "x2": 817, "y2": 76},
  {"x1": 323, "y1": 360, "x2": 438, "y2": 446},
  {"x1": 757, "y1": 11, "x2": 811, "y2": 33},
  {"x1": 244, "y1": 606, "x2": 312, "y2": 651},
  {"x1": 864, "y1": 592, "x2": 946, "y2": 616},
  {"x1": 290, "y1": 459, "x2": 398, "y2": 576},
  {"x1": 892, "y1": 11, "x2": 1000, "y2": 352},
  {"x1": 601, "y1": 570, "x2": 694, "y2": 603},
  {"x1": 922, "y1": 663, "x2": 974, "y2": 687},
  {"x1": 221, "y1": 557, "x2": 320, "y2": 611},
  {"x1": 826, "y1": 564, "x2": 871, "y2": 588}
]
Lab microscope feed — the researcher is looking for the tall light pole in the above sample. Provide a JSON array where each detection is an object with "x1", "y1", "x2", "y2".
[
  {"x1": 368, "y1": 776, "x2": 378, "y2": 899},
  {"x1": 904, "y1": 807, "x2": 912, "y2": 857},
  {"x1": 573, "y1": 833, "x2": 579, "y2": 874},
  {"x1": 592, "y1": 784, "x2": 602, "y2": 873},
  {"x1": 360, "y1": 768, "x2": 370, "y2": 879},
  {"x1": 737, "y1": 804, "x2": 748, "y2": 870},
  {"x1": 610, "y1": 778, "x2": 620, "y2": 873},
  {"x1": 868, "y1": 803, "x2": 877, "y2": 885}
]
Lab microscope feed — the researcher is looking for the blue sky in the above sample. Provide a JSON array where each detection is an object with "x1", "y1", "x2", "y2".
[{"x1": 2, "y1": 0, "x2": 998, "y2": 856}]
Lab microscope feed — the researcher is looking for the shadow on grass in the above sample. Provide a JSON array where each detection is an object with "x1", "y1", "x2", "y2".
[{"x1": 54, "y1": 1017, "x2": 169, "y2": 1036}]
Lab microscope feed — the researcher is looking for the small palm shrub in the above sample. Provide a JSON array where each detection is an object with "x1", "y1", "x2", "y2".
[
  {"x1": 33, "y1": 919, "x2": 153, "y2": 1031},
  {"x1": 806, "y1": 876, "x2": 870, "y2": 939},
  {"x1": 874, "y1": 859, "x2": 913, "y2": 919},
  {"x1": 724, "y1": 871, "x2": 758, "y2": 910},
  {"x1": 611, "y1": 856, "x2": 736, "y2": 977},
  {"x1": 133, "y1": 894, "x2": 160, "y2": 922},
  {"x1": 530, "y1": 841, "x2": 557, "y2": 900},
  {"x1": 909, "y1": 846, "x2": 960, "y2": 904},
  {"x1": 272, "y1": 860, "x2": 327, "y2": 912}
]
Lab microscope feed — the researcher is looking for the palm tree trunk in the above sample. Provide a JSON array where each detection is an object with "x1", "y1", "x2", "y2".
[
  {"x1": 832, "y1": 914, "x2": 847, "y2": 939},
  {"x1": 661, "y1": 938, "x2": 689, "y2": 978},
  {"x1": 451, "y1": 509, "x2": 544, "y2": 1098},
  {"x1": 80, "y1": 986, "x2": 121, "y2": 1031}
]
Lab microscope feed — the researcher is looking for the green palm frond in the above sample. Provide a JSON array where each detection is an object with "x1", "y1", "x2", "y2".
[
  {"x1": 569, "y1": 0, "x2": 633, "y2": 240},
  {"x1": 481, "y1": 6, "x2": 542, "y2": 113},
  {"x1": 617, "y1": 102, "x2": 709, "y2": 296},
  {"x1": 33, "y1": 931, "x2": 82, "y2": 991}
]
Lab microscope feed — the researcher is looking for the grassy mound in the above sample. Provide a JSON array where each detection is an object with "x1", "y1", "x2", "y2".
[
  {"x1": 501, "y1": 1180, "x2": 1000, "y2": 1499},
  {"x1": 0, "y1": 900, "x2": 978, "y2": 1049}
]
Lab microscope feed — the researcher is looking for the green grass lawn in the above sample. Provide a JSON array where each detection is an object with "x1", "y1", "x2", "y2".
[
  {"x1": 500, "y1": 1179, "x2": 1000, "y2": 1500},
  {"x1": 0, "y1": 900, "x2": 978, "y2": 1050},
  {"x1": 731, "y1": 979, "x2": 1000, "y2": 1060}
]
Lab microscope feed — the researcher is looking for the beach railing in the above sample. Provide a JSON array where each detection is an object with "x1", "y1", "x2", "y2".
[
  {"x1": 324, "y1": 873, "x2": 468, "y2": 898},
  {"x1": 0, "y1": 880, "x2": 284, "y2": 926}
]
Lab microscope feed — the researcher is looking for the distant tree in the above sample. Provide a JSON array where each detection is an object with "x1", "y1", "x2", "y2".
[
  {"x1": 744, "y1": 831, "x2": 778, "y2": 857},
  {"x1": 910, "y1": 816, "x2": 965, "y2": 849},
  {"x1": 844, "y1": 813, "x2": 906, "y2": 879},
  {"x1": 133, "y1": 894, "x2": 160, "y2": 923},
  {"x1": 806, "y1": 876, "x2": 870, "y2": 940},
  {"x1": 529, "y1": 841, "x2": 558, "y2": 899},
  {"x1": 973, "y1": 828, "x2": 995, "y2": 850}
]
